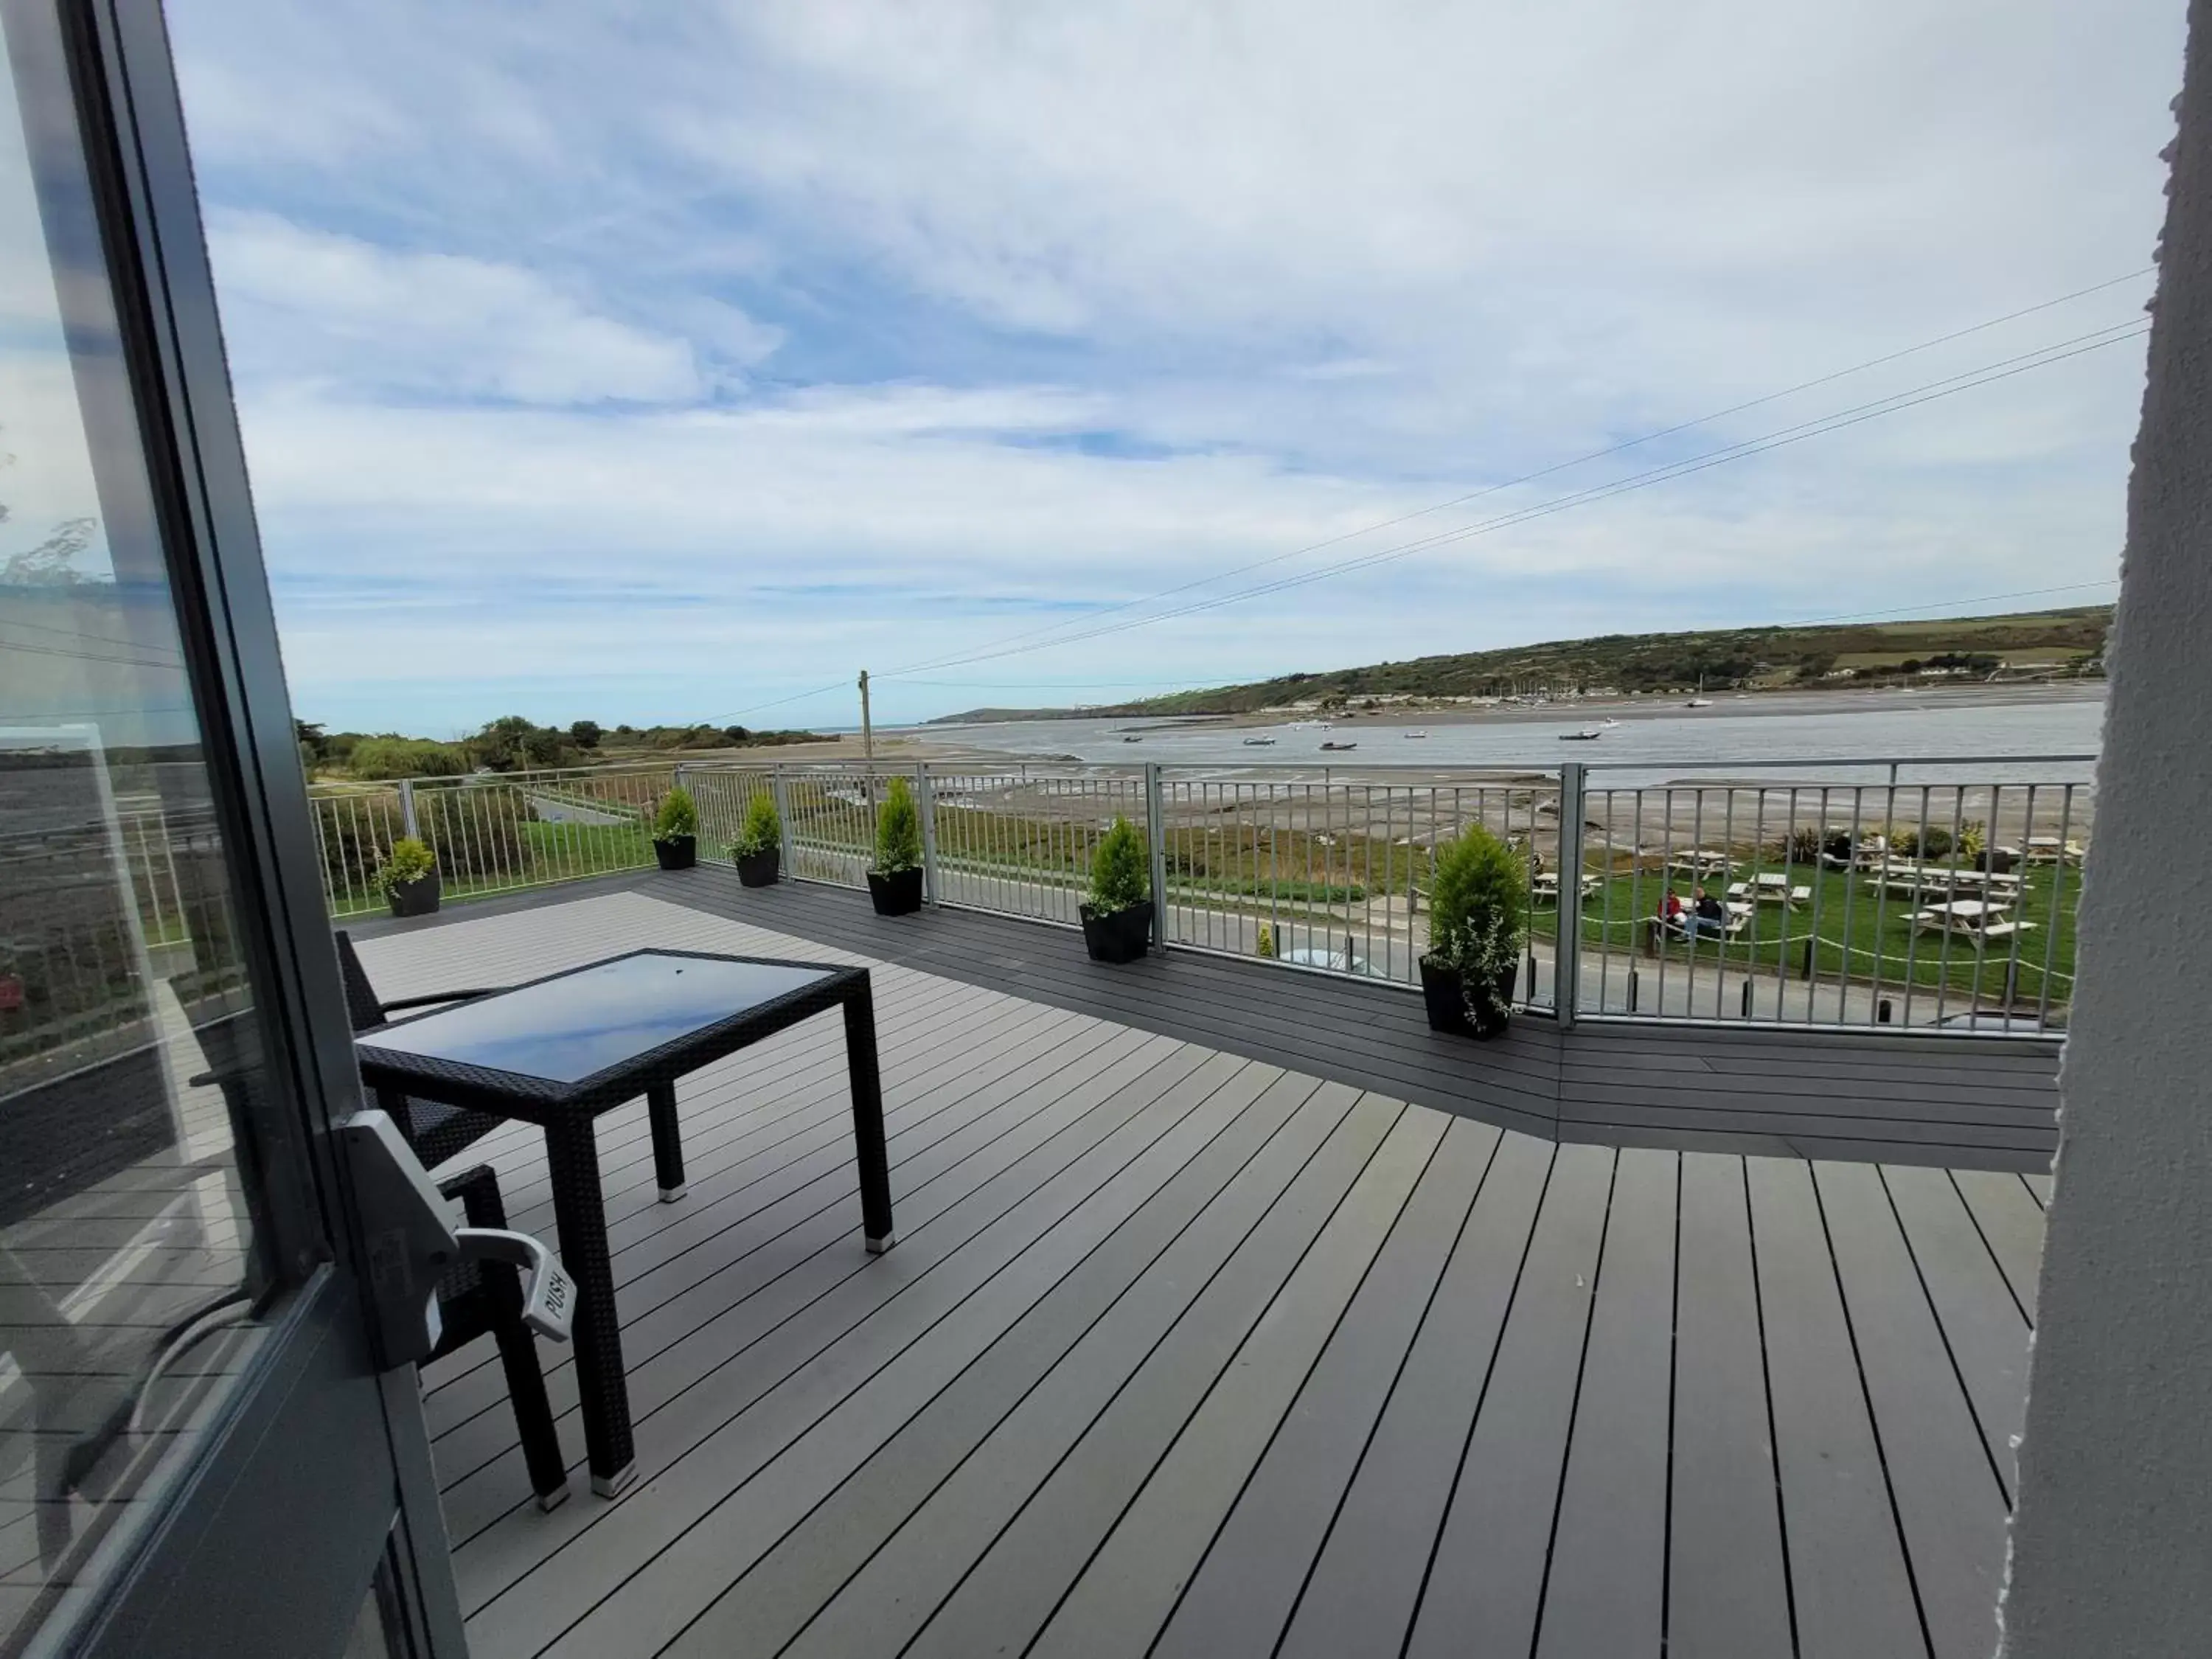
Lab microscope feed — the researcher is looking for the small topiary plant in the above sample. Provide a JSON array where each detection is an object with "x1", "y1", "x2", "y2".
[
  {"x1": 652, "y1": 785, "x2": 699, "y2": 843},
  {"x1": 1957, "y1": 819, "x2": 1987, "y2": 864},
  {"x1": 1087, "y1": 817, "x2": 1149, "y2": 915},
  {"x1": 873, "y1": 776, "x2": 922, "y2": 873},
  {"x1": 375, "y1": 835, "x2": 436, "y2": 895},
  {"x1": 1426, "y1": 824, "x2": 1529, "y2": 1030},
  {"x1": 1256, "y1": 922, "x2": 1277, "y2": 959},
  {"x1": 730, "y1": 790, "x2": 781, "y2": 858}
]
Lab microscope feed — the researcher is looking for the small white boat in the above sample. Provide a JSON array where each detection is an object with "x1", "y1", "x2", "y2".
[
  {"x1": 1685, "y1": 698, "x2": 1714, "y2": 709},
  {"x1": 1599, "y1": 717, "x2": 1619, "y2": 726},
  {"x1": 1403, "y1": 730, "x2": 1428, "y2": 740},
  {"x1": 1241, "y1": 736, "x2": 1277, "y2": 746}
]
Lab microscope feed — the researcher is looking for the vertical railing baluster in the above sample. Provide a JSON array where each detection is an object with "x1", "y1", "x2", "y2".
[
  {"x1": 1145, "y1": 763, "x2": 1167, "y2": 953},
  {"x1": 1557, "y1": 762, "x2": 1585, "y2": 1026},
  {"x1": 2036, "y1": 785, "x2": 2076, "y2": 1032},
  {"x1": 918, "y1": 764, "x2": 939, "y2": 908}
]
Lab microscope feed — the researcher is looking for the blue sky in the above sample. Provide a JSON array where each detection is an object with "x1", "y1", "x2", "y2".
[{"x1": 142, "y1": 0, "x2": 2183, "y2": 733}]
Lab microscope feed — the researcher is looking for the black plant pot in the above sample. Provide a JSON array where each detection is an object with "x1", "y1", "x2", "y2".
[
  {"x1": 735, "y1": 848, "x2": 781, "y2": 888},
  {"x1": 869, "y1": 867, "x2": 924, "y2": 915},
  {"x1": 654, "y1": 835, "x2": 697, "y2": 871},
  {"x1": 386, "y1": 872, "x2": 441, "y2": 919},
  {"x1": 1080, "y1": 900, "x2": 1153, "y2": 964},
  {"x1": 1419, "y1": 956, "x2": 1517, "y2": 1039},
  {"x1": 1419, "y1": 956, "x2": 1473, "y2": 1035}
]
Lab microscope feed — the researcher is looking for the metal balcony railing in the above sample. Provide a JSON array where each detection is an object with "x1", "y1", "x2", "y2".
[{"x1": 306, "y1": 751, "x2": 2091, "y2": 1037}]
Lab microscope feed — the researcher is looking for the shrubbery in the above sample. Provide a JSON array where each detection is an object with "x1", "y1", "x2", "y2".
[
  {"x1": 349, "y1": 737, "x2": 467, "y2": 779},
  {"x1": 652, "y1": 785, "x2": 700, "y2": 842},
  {"x1": 874, "y1": 777, "x2": 922, "y2": 873},
  {"x1": 1087, "y1": 818, "x2": 1149, "y2": 915},
  {"x1": 1427, "y1": 825, "x2": 1528, "y2": 1028},
  {"x1": 730, "y1": 791, "x2": 782, "y2": 858},
  {"x1": 375, "y1": 835, "x2": 435, "y2": 895}
]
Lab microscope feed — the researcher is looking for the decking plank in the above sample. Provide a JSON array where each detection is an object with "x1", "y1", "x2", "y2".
[
  {"x1": 1882, "y1": 1166, "x2": 2034, "y2": 1495},
  {"x1": 1534, "y1": 1145, "x2": 1677, "y2": 1659},
  {"x1": 423, "y1": 1012, "x2": 1136, "y2": 1444},
  {"x1": 465, "y1": 1044, "x2": 1247, "y2": 1658},
  {"x1": 1748, "y1": 1157, "x2": 1925, "y2": 1659},
  {"x1": 1402, "y1": 1141, "x2": 1615, "y2": 1659},
  {"x1": 653, "y1": 1069, "x2": 1328, "y2": 1659},
  {"x1": 1950, "y1": 1169, "x2": 2045, "y2": 1321},
  {"x1": 445, "y1": 1034, "x2": 1207, "y2": 1561},
  {"x1": 876, "y1": 1093, "x2": 1402, "y2": 1659},
  {"x1": 551, "y1": 1057, "x2": 1293, "y2": 1659},
  {"x1": 1817, "y1": 1162, "x2": 2009, "y2": 1659},
  {"x1": 427, "y1": 1023, "x2": 1163, "y2": 1480},
  {"x1": 1026, "y1": 1105, "x2": 1447, "y2": 1658},
  {"x1": 1251, "y1": 1130, "x2": 1557, "y2": 1659},
  {"x1": 1665, "y1": 1152, "x2": 1793, "y2": 1658},
  {"x1": 1147, "y1": 1117, "x2": 1498, "y2": 1659}
]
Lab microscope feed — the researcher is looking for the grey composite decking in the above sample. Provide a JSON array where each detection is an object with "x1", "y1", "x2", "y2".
[
  {"x1": 357, "y1": 889, "x2": 2045, "y2": 1659},
  {"x1": 362, "y1": 864, "x2": 2062, "y2": 1171}
]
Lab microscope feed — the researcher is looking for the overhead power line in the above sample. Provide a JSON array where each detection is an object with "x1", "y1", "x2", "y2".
[
  {"x1": 880, "y1": 267, "x2": 2154, "y2": 677},
  {"x1": 886, "y1": 320, "x2": 2148, "y2": 676},
  {"x1": 709, "y1": 272, "x2": 2153, "y2": 721},
  {"x1": 1778, "y1": 580, "x2": 2119, "y2": 629}
]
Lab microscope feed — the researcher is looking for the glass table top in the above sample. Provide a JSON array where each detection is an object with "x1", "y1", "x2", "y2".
[{"x1": 358, "y1": 953, "x2": 836, "y2": 1084}]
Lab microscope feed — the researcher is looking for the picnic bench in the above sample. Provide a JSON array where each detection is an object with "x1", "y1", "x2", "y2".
[
  {"x1": 1530, "y1": 871, "x2": 1602, "y2": 904},
  {"x1": 1666, "y1": 849, "x2": 1731, "y2": 877},
  {"x1": 1644, "y1": 902, "x2": 1752, "y2": 951},
  {"x1": 1911, "y1": 899, "x2": 2037, "y2": 942},
  {"x1": 1727, "y1": 875, "x2": 1811, "y2": 907}
]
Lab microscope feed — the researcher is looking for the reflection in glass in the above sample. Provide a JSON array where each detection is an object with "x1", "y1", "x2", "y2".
[
  {"x1": 361, "y1": 953, "x2": 833, "y2": 1083},
  {"x1": 0, "y1": 18, "x2": 271, "y2": 1649}
]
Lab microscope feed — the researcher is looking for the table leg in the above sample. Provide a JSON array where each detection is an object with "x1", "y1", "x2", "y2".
[
  {"x1": 646, "y1": 1081, "x2": 686, "y2": 1202},
  {"x1": 543, "y1": 1119, "x2": 636, "y2": 1497},
  {"x1": 842, "y1": 979, "x2": 896, "y2": 1253}
]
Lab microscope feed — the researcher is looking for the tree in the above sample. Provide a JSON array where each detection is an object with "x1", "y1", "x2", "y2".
[
  {"x1": 468, "y1": 714, "x2": 574, "y2": 772},
  {"x1": 569, "y1": 719, "x2": 602, "y2": 749}
]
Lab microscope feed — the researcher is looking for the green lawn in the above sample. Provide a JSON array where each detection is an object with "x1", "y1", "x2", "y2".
[{"x1": 1533, "y1": 859, "x2": 2079, "y2": 1006}]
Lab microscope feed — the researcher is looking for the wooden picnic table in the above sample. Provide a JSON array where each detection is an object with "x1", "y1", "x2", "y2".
[
  {"x1": 1666, "y1": 849, "x2": 1731, "y2": 876},
  {"x1": 1530, "y1": 872, "x2": 1602, "y2": 903},
  {"x1": 1912, "y1": 899, "x2": 2035, "y2": 942},
  {"x1": 1727, "y1": 875, "x2": 1812, "y2": 906}
]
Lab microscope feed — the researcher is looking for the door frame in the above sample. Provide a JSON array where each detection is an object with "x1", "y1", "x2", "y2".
[{"x1": 5, "y1": 1, "x2": 465, "y2": 1653}]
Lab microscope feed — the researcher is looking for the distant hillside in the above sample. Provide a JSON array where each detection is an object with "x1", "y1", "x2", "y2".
[{"x1": 928, "y1": 605, "x2": 2111, "y2": 723}]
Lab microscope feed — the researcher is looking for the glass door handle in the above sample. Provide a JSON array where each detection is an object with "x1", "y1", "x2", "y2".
[{"x1": 451, "y1": 1228, "x2": 574, "y2": 1343}]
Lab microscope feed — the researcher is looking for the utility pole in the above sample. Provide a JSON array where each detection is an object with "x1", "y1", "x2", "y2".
[{"x1": 858, "y1": 669, "x2": 877, "y2": 809}]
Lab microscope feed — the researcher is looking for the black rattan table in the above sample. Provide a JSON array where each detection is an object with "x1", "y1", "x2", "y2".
[{"x1": 353, "y1": 947, "x2": 893, "y2": 1498}]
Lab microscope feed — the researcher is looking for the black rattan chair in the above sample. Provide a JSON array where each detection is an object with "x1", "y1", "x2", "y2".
[
  {"x1": 334, "y1": 929, "x2": 508, "y2": 1171},
  {"x1": 192, "y1": 984, "x2": 572, "y2": 1511},
  {"x1": 433, "y1": 1164, "x2": 571, "y2": 1510}
]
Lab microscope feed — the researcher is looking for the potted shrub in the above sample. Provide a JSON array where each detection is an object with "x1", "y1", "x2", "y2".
[
  {"x1": 378, "y1": 836, "x2": 440, "y2": 918},
  {"x1": 652, "y1": 785, "x2": 699, "y2": 871},
  {"x1": 867, "y1": 776, "x2": 925, "y2": 914},
  {"x1": 1419, "y1": 824, "x2": 1528, "y2": 1037},
  {"x1": 728, "y1": 791, "x2": 782, "y2": 887},
  {"x1": 1079, "y1": 817, "x2": 1153, "y2": 963}
]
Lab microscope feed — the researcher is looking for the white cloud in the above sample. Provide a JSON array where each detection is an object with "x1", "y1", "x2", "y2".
[
  {"x1": 157, "y1": 0, "x2": 2181, "y2": 729},
  {"x1": 206, "y1": 212, "x2": 746, "y2": 405}
]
